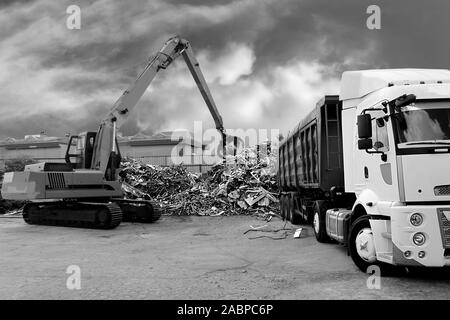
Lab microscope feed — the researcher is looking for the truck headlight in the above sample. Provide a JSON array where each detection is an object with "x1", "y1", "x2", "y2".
[
  {"x1": 413, "y1": 232, "x2": 426, "y2": 246},
  {"x1": 410, "y1": 213, "x2": 423, "y2": 226}
]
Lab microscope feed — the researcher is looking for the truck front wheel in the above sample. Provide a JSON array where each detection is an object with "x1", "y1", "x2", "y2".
[
  {"x1": 349, "y1": 215, "x2": 382, "y2": 273},
  {"x1": 349, "y1": 215, "x2": 400, "y2": 275}
]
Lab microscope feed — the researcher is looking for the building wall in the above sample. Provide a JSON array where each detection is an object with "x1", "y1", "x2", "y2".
[
  {"x1": 0, "y1": 140, "x2": 220, "y2": 172},
  {"x1": 0, "y1": 146, "x2": 66, "y2": 160},
  {"x1": 119, "y1": 143, "x2": 219, "y2": 167},
  {"x1": 119, "y1": 144, "x2": 179, "y2": 158},
  {"x1": 0, "y1": 144, "x2": 68, "y2": 170}
]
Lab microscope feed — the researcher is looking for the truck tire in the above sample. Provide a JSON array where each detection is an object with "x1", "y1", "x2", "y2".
[
  {"x1": 348, "y1": 215, "x2": 398, "y2": 275},
  {"x1": 289, "y1": 197, "x2": 302, "y2": 225},
  {"x1": 286, "y1": 195, "x2": 292, "y2": 222},
  {"x1": 312, "y1": 200, "x2": 331, "y2": 243},
  {"x1": 349, "y1": 216, "x2": 376, "y2": 272},
  {"x1": 280, "y1": 195, "x2": 287, "y2": 220}
]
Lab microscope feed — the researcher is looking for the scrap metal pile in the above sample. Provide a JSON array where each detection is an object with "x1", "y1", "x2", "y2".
[{"x1": 119, "y1": 148, "x2": 280, "y2": 216}]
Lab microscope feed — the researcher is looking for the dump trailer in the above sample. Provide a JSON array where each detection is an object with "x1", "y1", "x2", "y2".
[
  {"x1": 279, "y1": 95, "x2": 354, "y2": 225},
  {"x1": 279, "y1": 69, "x2": 450, "y2": 273}
]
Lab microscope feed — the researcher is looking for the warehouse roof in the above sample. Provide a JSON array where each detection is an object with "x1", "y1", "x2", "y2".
[
  {"x1": 0, "y1": 141, "x2": 65, "y2": 150},
  {"x1": 0, "y1": 135, "x2": 67, "y2": 149},
  {"x1": 340, "y1": 68, "x2": 450, "y2": 100},
  {"x1": 0, "y1": 131, "x2": 204, "y2": 149},
  {"x1": 118, "y1": 130, "x2": 204, "y2": 148}
]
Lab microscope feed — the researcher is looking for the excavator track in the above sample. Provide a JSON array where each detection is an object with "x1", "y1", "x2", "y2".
[
  {"x1": 23, "y1": 201, "x2": 122, "y2": 229},
  {"x1": 116, "y1": 199, "x2": 162, "y2": 223}
]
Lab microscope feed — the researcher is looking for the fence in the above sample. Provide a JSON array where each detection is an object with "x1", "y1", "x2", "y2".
[{"x1": 130, "y1": 155, "x2": 221, "y2": 173}]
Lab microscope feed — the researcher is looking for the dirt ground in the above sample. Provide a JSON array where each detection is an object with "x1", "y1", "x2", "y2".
[{"x1": 0, "y1": 214, "x2": 450, "y2": 300}]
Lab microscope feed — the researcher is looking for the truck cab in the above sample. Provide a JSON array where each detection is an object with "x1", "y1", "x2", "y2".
[
  {"x1": 279, "y1": 69, "x2": 450, "y2": 272},
  {"x1": 341, "y1": 69, "x2": 450, "y2": 270}
]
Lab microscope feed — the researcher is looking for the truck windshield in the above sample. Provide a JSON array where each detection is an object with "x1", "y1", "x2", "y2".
[{"x1": 394, "y1": 101, "x2": 450, "y2": 148}]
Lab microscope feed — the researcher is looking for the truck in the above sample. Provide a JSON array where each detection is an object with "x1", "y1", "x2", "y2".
[{"x1": 279, "y1": 68, "x2": 450, "y2": 273}]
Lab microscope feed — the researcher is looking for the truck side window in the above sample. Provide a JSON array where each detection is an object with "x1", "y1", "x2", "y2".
[
  {"x1": 372, "y1": 111, "x2": 389, "y2": 152},
  {"x1": 76, "y1": 136, "x2": 85, "y2": 151}
]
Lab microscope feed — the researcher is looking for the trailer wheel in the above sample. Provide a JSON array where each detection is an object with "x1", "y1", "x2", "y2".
[
  {"x1": 312, "y1": 200, "x2": 330, "y2": 243},
  {"x1": 285, "y1": 196, "x2": 292, "y2": 222},
  {"x1": 280, "y1": 195, "x2": 287, "y2": 220},
  {"x1": 289, "y1": 197, "x2": 302, "y2": 225}
]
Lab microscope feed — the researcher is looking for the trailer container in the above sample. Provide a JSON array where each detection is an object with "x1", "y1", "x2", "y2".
[{"x1": 279, "y1": 95, "x2": 354, "y2": 226}]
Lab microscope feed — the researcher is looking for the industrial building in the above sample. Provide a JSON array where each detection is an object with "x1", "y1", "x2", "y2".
[{"x1": 0, "y1": 131, "x2": 218, "y2": 172}]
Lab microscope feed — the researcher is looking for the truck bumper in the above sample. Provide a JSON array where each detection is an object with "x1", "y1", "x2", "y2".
[{"x1": 390, "y1": 204, "x2": 450, "y2": 267}]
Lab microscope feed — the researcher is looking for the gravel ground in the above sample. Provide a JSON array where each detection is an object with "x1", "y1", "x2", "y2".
[{"x1": 0, "y1": 215, "x2": 449, "y2": 300}]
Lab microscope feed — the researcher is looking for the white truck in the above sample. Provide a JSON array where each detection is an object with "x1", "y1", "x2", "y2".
[{"x1": 279, "y1": 69, "x2": 450, "y2": 272}]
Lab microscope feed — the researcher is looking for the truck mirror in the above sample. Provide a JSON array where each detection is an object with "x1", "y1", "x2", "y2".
[
  {"x1": 376, "y1": 118, "x2": 385, "y2": 128},
  {"x1": 358, "y1": 138, "x2": 373, "y2": 150},
  {"x1": 394, "y1": 94, "x2": 416, "y2": 110},
  {"x1": 357, "y1": 114, "x2": 372, "y2": 138}
]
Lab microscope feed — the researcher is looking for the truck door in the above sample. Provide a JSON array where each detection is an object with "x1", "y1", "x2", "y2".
[{"x1": 356, "y1": 110, "x2": 396, "y2": 201}]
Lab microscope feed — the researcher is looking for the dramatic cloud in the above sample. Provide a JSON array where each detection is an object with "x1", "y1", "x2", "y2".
[{"x1": 0, "y1": 0, "x2": 448, "y2": 140}]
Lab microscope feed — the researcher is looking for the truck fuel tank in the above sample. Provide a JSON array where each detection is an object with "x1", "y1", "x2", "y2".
[{"x1": 326, "y1": 208, "x2": 352, "y2": 243}]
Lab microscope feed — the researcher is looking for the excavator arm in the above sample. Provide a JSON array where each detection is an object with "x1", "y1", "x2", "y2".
[
  {"x1": 181, "y1": 43, "x2": 224, "y2": 134},
  {"x1": 90, "y1": 36, "x2": 230, "y2": 177}
]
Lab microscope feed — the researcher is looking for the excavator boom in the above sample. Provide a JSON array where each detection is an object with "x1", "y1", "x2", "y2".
[{"x1": 91, "y1": 36, "x2": 226, "y2": 174}]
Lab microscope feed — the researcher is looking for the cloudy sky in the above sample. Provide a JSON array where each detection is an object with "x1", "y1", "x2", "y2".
[{"x1": 0, "y1": 0, "x2": 449, "y2": 140}]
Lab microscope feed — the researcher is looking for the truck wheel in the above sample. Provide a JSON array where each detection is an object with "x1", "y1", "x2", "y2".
[
  {"x1": 349, "y1": 215, "x2": 400, "y2": 276},
  {"x1": 312, "y1": 200, "x2": 330, "y2": 243},
  {"x1": 289, "y1": 197, "x2": 302, "y2": 225},
  {"x1": 280, "y1": 195, "x2": 287, "y2": 220},
  {"x1": 349, "y1": 215, "x2": 378, "y2": 272},
  {"x1": 285, "y1": 196, "x2": 291, "y2": 222}
]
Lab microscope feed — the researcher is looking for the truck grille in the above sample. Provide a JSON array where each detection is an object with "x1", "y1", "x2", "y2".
[
  {"x1": 434, "y1": 185, "x2": 450, "y2": 196},
  {"x1": 438, "y1": 209, "x2": 450, "y2": 248},
  {"x1": 47, "y1": 172, "x2": 66, "y2": 189}
]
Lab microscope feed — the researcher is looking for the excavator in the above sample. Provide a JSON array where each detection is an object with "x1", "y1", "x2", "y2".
[{"x1": 1, "y1": 36, "x2": 237, "y2": 229}]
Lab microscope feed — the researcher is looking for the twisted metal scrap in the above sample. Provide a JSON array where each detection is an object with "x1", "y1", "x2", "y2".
[{"x1": 120, "y1": 147, "x2": 280, "y2": 216}]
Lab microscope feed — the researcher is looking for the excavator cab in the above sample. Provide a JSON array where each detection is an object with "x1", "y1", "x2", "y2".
[
  {"x1": 65, "y1": 132, "x2": 97, "y2": 169},
  {"x1": 65, "y1": 131, "x2": 122, "y2": 177}
]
